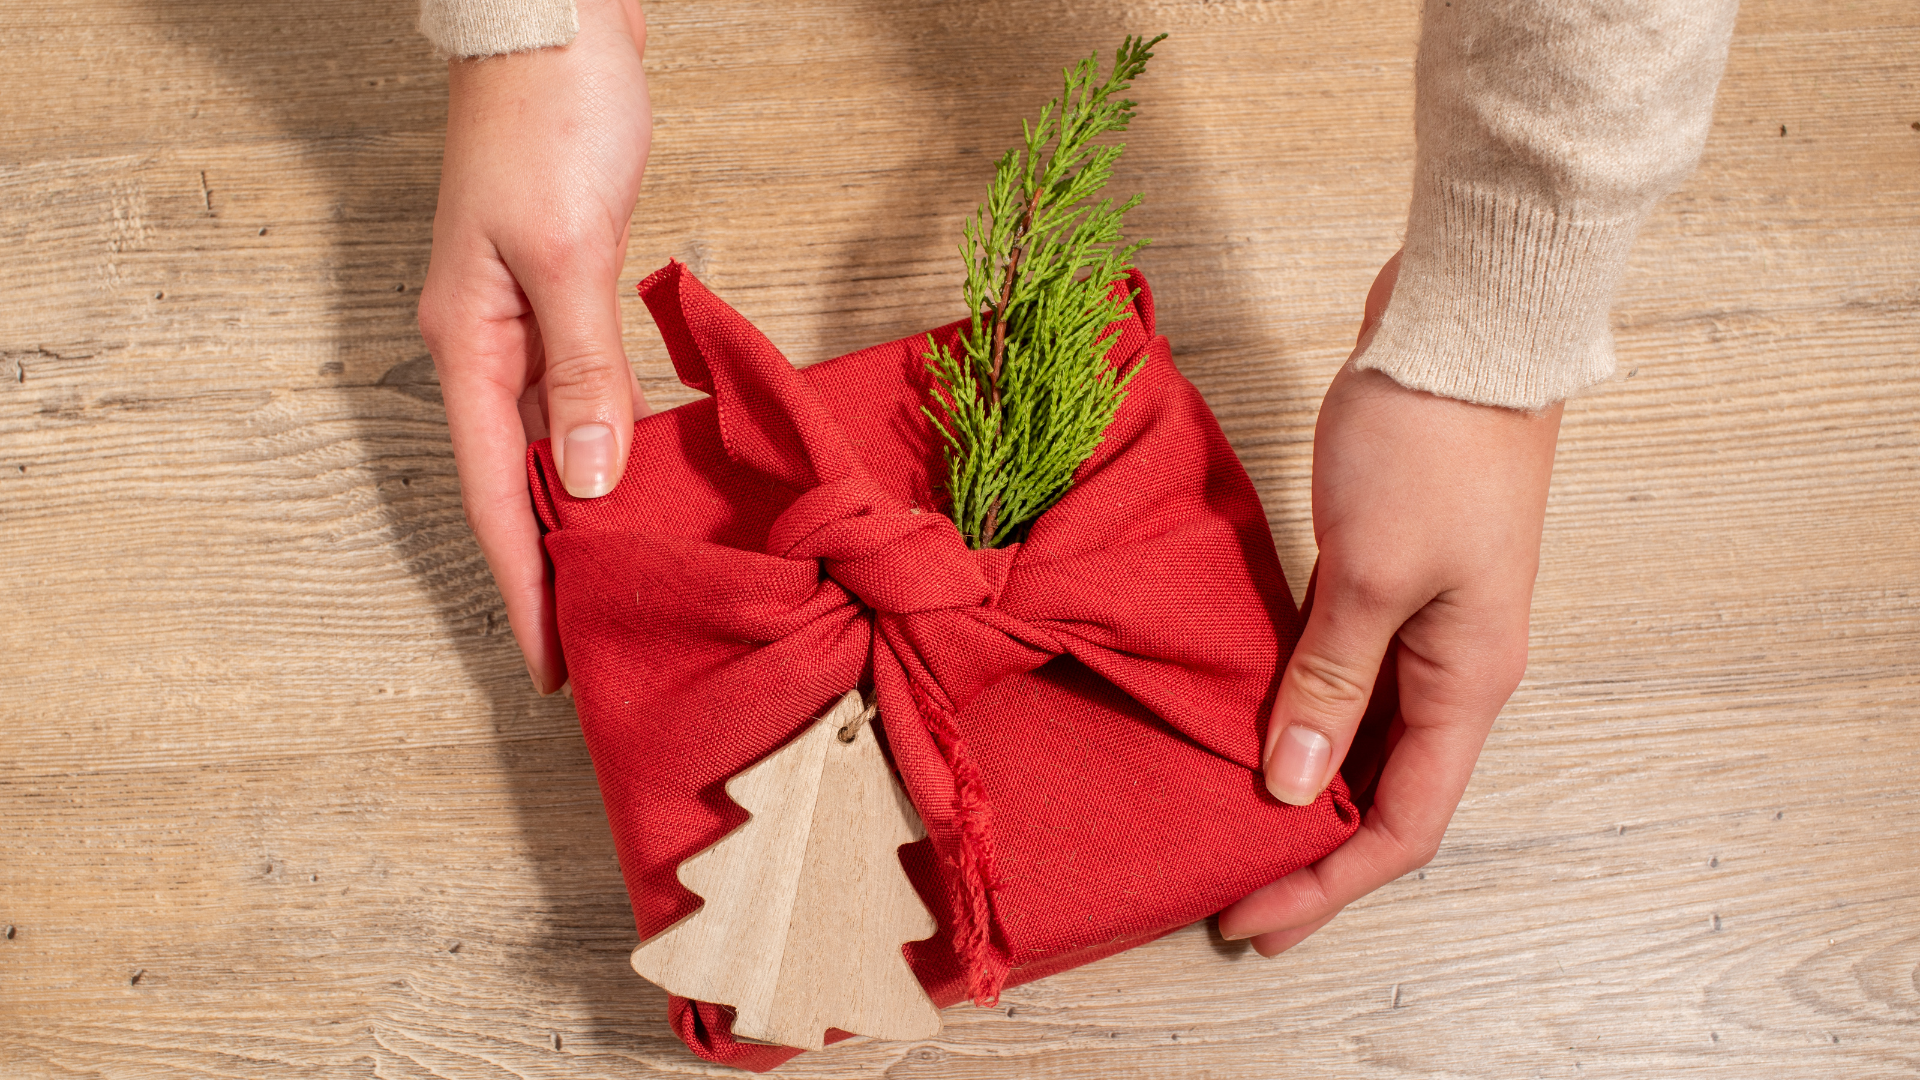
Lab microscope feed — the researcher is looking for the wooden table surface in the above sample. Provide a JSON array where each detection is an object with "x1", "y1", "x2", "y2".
[{"x1": 4, "y1": 1, "x2": 1916, "y2": 1076}]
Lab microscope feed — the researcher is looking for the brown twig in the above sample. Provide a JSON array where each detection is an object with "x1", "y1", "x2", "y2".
[
  {"x1": 986, "y1": 253, "x2": 1018, "y2": 404},
  {"x1": 978, "y1": 182, "x2": 1047, "y2": 547},
  {"x1": 985, "y1": 182, "x2": 1047, "y2": 403}
]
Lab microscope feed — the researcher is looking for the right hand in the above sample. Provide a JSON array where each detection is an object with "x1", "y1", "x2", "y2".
[
  {"x1": 417, "y1": 0, "x2": 652, "y2": 694},
  {"x1": 1217, "y1": 254, "x2": 1562, "y2": 955}
]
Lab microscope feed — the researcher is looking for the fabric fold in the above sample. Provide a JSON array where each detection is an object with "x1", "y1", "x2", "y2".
[{"x1": 530, "y1": 262, "x2": 1361, "y2": 1069}]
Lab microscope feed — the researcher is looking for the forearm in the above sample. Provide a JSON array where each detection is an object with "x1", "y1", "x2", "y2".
[{"x1": 1359, "y1": 0, "x2": 1740, "y2": 410}]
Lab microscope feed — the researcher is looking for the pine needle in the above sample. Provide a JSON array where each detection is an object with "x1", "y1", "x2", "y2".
[{"x1": 924, "y1": 34, "x2": 1166, "y2": 549}]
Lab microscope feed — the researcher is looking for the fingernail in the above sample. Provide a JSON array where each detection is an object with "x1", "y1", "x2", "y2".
[
  {"x1": 528, "y1": 662, "x2": 545, "y2": 694},
  {"x1": 1221, "y1": 930, "x2": 1252, "y2": 942},
  {"x1": 1265, "y1": 725, "x2": 1332, "y2": 806},
  {"x1": 561, "y1": 423, "x2": 617, "y2": 498}
]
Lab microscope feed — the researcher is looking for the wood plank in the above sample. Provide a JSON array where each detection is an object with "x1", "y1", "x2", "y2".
[{"x1": 3, "y1": 0, "x2": 1916, "y2": 1076}]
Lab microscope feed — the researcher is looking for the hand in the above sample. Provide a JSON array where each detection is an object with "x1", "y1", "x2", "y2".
[
  {"x1": 1217, "y1": 254, "x2": 1564, "y2": 955},
  {"x1": 417, "y1": 0, "x2": 652, "y2": 694}
]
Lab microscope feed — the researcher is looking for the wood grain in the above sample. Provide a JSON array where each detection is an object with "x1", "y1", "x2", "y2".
[{"x1": 2, "y1": 1, "x2": 1916, "y2": 1077}]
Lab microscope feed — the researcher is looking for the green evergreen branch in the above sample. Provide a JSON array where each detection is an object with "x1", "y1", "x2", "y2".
[{"x1": 924, "y1": 33, "x2": 1165, "y2": 549}]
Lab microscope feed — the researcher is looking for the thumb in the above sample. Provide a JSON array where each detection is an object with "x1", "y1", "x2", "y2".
[
  {"x1": 525, "y1": 258, "x2": 637, "y2": 499},
  {"x1": 1263, "y1": 563, "x2": 1415, "y2": 806}
]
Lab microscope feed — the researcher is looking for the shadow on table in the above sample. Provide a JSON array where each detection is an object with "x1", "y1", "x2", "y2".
[{"x1": 132, "y1": 0, "x2": 694, "y2": 1065}]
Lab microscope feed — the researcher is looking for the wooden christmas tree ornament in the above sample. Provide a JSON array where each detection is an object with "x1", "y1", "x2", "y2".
[{"x1": 629, "y1": 690, "x2": 942, "y2": 1050}]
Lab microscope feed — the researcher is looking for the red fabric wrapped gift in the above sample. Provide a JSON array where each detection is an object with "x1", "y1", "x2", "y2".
[{"x1": 527, "y1": 261, "x2": 1360, "y2": 1071}]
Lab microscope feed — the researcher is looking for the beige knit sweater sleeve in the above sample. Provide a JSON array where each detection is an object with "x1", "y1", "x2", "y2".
[
  {"x1": 418, "y1": 0, "x2": 1738, "y2": 410},
  {"x1": 419, "y1": 0, "x2": 575, "y2": 58},
  {"x1": 1359, "y1": 0, "x2": 1739, "y2": 409}
]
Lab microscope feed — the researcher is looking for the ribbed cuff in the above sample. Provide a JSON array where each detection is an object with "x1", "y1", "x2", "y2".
[
  {"x1": 420, "y1": 0, "x2": 578, "y2": 59},
  {"x1": 1356, "y1": 175, "x2": 1646, "y2": 411}
]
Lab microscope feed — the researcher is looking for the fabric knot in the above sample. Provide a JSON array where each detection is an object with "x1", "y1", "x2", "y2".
[{"x1": 767, "y1": 477, "x2": 995, "y2": 615}]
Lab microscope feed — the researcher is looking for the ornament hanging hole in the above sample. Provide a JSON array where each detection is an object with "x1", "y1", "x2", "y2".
[{"x1": 837, "y1": 696, "x2": 879, "y2": 743}]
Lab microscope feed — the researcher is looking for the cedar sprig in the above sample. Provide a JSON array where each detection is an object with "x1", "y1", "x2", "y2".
[{"x1": 924, "y1": 34, "x2": 1165, "y2": 549}]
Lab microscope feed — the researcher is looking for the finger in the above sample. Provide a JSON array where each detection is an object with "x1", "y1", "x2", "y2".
[
  {"x1": 518, "y1": 246, "x2": 637, "y2": 499},
  {"x1": 513, "y1": 317, "x2": 656, "y2": 436},
  {"x1": 1263, "y1": 558, "x2": 1424, "y2": 805},
  {"x1": 1225, "y1": 621, "x2": 1520, "y2": 941},
  {"x1": 512, "y1": 325, "x2": 652, "y2": 437},
  {"x1": 426, "y1": 308, "x2": 570, "y2": 694},
  {"x1": 1221, "y1": 711, "x2": 1443, "y2": 937},
  {"x1": 1248, "y1": 909, "x2": 1338, "y2": 959},
  {"x1": 1223, "y1": 711, "x2": 1472, "y2": 943}
]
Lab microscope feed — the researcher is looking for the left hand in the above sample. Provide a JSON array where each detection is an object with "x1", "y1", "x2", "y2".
[
  {"x1": 416, "y1": 0, "x2": 653, "y2": 695},
  {"x1": 1216, "y1": 254, "x2": 1564, "y2": 955}
]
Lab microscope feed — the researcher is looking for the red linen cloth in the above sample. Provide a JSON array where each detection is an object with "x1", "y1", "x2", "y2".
[{"x1": 528, "y1": 261, "x2": 1360, "y2": 1071}]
